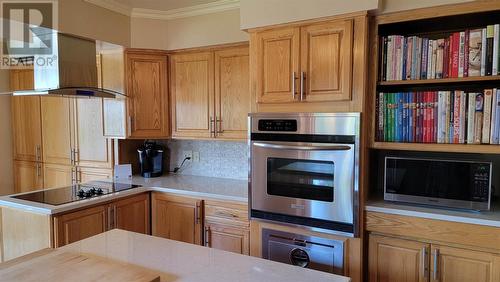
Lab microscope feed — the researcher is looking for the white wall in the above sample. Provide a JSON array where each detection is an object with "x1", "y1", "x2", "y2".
[
  {"x1": 240, "y1": 0, "x2": 379, "y2": 29},
  {"x1": 131, "y1": 9, "x2": 248, "y2": 50},
  {"x1": 379, "y1": 0, "x2": 474, "y2": 13},
  {"x1": 58, "y1": 0, "x2": 131, "y2": 46},
  {"x1": 0, "y1": 94, "x2": 14, "y2": 196}
]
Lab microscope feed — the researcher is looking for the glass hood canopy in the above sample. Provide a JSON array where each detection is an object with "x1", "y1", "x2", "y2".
[{"x1": 1, "y1": 27, "x2": 125, "y2": 99}]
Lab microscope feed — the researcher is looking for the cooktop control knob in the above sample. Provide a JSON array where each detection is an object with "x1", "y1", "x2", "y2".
[
  {"x1": 96, "y1": 188, "x2": 104, "y2": 195},
  {"x1": 77, "y1": 189, "x2": 85, "y2": 198}
]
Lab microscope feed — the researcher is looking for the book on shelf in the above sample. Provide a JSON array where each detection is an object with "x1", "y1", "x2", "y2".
[
  {"x1": 376, "y1": 89, "x2": 500, "y2": 145},
  {"x1": 380, "y1": 21, "x2": 500, "y2": 82}
]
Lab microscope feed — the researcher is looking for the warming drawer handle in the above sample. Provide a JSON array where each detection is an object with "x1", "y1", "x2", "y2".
[{"x1": 253, "y1": 142, "x2": 352, "y2": 151}]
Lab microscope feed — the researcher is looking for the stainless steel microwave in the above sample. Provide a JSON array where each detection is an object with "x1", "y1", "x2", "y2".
[{"x1": 384, "y1": 157, "x2": 492, "y2": 211}]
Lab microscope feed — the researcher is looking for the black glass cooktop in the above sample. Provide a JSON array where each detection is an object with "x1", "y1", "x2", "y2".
[{"x1": 12, "y1": 181, "x2": 142, "y2": 206}]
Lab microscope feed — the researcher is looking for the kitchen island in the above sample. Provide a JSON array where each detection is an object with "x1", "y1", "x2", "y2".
[{"x1": 0, "y1": 229, "x2": 350, "y2": 282}]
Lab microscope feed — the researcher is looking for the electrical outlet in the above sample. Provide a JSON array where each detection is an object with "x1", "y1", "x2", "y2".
[
  {"x1": 193, "y1": 151, "x2": 200, "y2": 162},
  {"x1": 183, "y1": 150, "x2": 193, "y2": 160}
]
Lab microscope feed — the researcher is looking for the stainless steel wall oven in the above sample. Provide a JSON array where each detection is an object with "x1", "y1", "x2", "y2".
[{"x1": 249, "y1": 113, "x2": 360, "y2": 236}]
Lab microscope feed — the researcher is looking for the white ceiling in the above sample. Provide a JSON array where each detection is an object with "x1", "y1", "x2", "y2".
[{"x1": 112, "y1": 0, "x2": 220, "y2": 11}]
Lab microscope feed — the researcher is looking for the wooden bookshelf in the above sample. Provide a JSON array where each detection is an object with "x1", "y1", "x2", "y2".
[
  {"x1": 378, "y1": 75, "x2": 500, "y2": 86},
  {"x1": 371, "y1": 142, "x2": 500, "y2": 154},
  {"x1": 368, "y1": 3, "x2": 500, "y2": 155}
]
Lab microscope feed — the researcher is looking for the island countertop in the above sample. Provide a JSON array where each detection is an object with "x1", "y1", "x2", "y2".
[
  {"x1": 0, "y1": 174, "x2": 247, "y2": 215},
  {"x1": 0, "y1": 229, "x2": 351, "y2": 282}
]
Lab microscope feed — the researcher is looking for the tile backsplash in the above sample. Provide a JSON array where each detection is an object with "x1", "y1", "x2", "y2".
[
  {"x1": 119, "y1": 139, "x2": 249, "y2": 180},
  {"x1": 165, "y1": 139, "x2": 248, "y2": 180}
]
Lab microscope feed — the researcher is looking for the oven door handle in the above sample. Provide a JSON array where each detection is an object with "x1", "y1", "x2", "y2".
[{"x1": 252, "y1": 142, "x2": 352, "y2": 151}]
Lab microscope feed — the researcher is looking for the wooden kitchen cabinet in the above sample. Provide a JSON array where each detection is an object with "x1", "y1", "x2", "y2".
[
  {"x1": 152, "y1": 193, "x2": 203, "y2": 245},
  {"x1": 253, "y1": 19, "x2": 353, "y2": 105},
  {"x1": 204, "y1": 199, "x2": 250, "y2": 255},
  {"x1": 13, "y1": 160, "x2": 43, "y2": 193},
  {"x1": 113, "y1": 193, "x2": 150, "y2": 234},
  {"x1": 254, "y1": 27, "x2": 300, "y2": 104},
  {"x1": 73, "y1": 98, "x2": 113, "y2": 169},
  {"x1": 54, "y1": 204, "x2": 108, "y2": 247},
  {"x1": 11, "y1": 96, "x2": 42, "y2": 162},
  {"x1": 43, "y1": 163, "x2": 73, "y2": 189},
  {"x1": 41, "y1": 96, "x2": 73, "y2": 166},
  {"x1": 10, "y1": 68, "x2": 34, "y2": 91},
  {"x1": 170, "y1": 51, "x2": 214, "y2": 139},
  {"x1": 170, "y1": 45, "x2": 250, "y2": 140},
  {"x1": 126, "y1": 50, "x2": 169, "y2": 139},
  {"x1": 431, "y1": 245, "x2": 500, "y2": 282},
  {"x1": 300, "y1": 19, "x2": 353, "y2": 102},
  {"x1": 204, "y1": 220, "x2": 249, "y2": 255},
  {"x1": 53, "y1": 193, "x2": 150, "y2": 248},
  {"x1": 214, "y1": 46, "x2": 250, "y2": 139},
  {"x1": 368, "y1": 234, "x2": 429, "y2": 282}
]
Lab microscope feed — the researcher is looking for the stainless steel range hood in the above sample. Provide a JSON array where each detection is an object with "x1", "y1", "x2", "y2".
[{"x1": 8, "y1": 32, "x2": 125, "y2": 98}]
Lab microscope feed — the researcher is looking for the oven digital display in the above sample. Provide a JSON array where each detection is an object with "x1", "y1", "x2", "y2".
[
  {"x1": 267, "y1": 158, "x2": 334, "y2": 202},
  {"x1": 258, "y1": 119, "x2": 297, "y2": 132}
]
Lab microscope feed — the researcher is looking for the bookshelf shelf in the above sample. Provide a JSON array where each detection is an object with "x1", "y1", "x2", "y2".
[
  {"x1": 371, "y1": 142, "x2": 500, "y2": 154},
  {"x1": 378, "y1": 75, "x2": 500, "y2": 86}
]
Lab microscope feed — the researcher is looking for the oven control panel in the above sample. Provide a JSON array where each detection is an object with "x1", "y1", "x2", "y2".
[{"x1": 258, "y1": 119, "x2": 297, "y2": 132}]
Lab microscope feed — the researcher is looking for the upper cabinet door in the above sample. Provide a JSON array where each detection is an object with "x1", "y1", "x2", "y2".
[
  {"x1": 170, "y1": 52, "x2": 214, "y2": 139},
  {"x1": 11, "y1": 96, "x2": 42, "y2": 162},
  {"x1": 41, "y1": 96, "x2": 73, "y2": 165},
  {"x1": 255, "y1": 27, "x2": 300, "y2": 104},
  {"x1": 10, "y1": 69, "x2": 34, "y2": 91},
  {"x1": 14, "y1": 160, "x2": 43, "y2": 193},
  {"x1": 300, "y1": 19, "x2": 353, "y2": 102},
  {"x1": 73, "y1": 98, "x2": 113, "y2": 168},
  {"x1": 214, "y1": 47, "x2": 250, "y2": 140},
  {"x1": 126, "y1": 51, "x2": 169, "y2": 139}
]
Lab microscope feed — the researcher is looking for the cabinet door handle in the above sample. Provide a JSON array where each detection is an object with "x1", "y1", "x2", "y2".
[
  {"x1": 195, "y1": 202, "x2": 201, "y2": 224},
  {"x1": 70, "y1": 149, "x2": 74, "y2": 165},
  {"x1": 71, "y1": 167, "x2": 76, "y2": 184},
  {"x1": 74, "y1": 149, "x2": 79, "y2": 164},
  {"x1": 209, "y1": 117, "x2": 215, "y2": 138},
  {"x1": 300, "y1": 72, "x2": 305, "y2": 101},
  {"x1": 36, "y1": 163, "x2": 41, "y2": 177},
  {"x1": 107, "y1": 206, "x2": 112, "y2": 231},
  {"x1": 291, "y1": 72, "x2": 297, "y2": 100},
  {"x1": 204, "y1": 226, "x2": 210, "y2": 247},
  {"x1": 433, "y1": 248, "x2": 439, "y2": 281},
  {"x1": 422, "y1": 247, "x2": 429, "y2": 279},
  {"x1": 216, "y1": 118, "x2": 223, "y2": 134},
  {"x1": 35, "y1": 145, "x2": 41, "y2": 161}
]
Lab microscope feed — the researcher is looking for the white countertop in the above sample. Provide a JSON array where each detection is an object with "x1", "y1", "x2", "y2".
[
  {"x1": 0, "y1": 174, "x2": 247, "y2": 215},
  {"x1": 366, "y1": 198, "x2": 500, "y2": 228},
  {"x1": 59, "y1": 229, "x2": 350, "y2": 282}
]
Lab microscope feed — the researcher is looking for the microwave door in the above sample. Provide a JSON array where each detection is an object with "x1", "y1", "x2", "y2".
[{"x1": 251, "y1": 141, "x2": 355, "y2": 224}]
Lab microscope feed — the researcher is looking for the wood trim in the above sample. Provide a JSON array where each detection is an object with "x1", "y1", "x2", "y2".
[
  {"x1": 373, "y1": 1, "x2": 500, "y2": 24},
  {"x1": 244, "y1": 10, "x2": 369, "y2": 33},
  {"x1": 371, "y1": 142, "x2": 500, "y2": 154},
  {"x1": 166, "y1": 41, "x2": 249, "y2": 54},
  {"x1": 378, "y1": 75, "x2": 500, "y2": 86},
  {"x1": 365, "y1": 211, "x2": 500, "y2": 253}
]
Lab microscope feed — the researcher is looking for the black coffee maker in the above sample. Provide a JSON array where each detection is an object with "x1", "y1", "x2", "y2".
[{"x1": 137, "y1": 141, "x2": 164, "y2": 178}]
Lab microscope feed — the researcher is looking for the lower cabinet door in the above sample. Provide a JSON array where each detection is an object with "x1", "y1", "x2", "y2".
[
  {"x1": 369, "y1": 234, "x2": 430, "y2": 282},
  {"x1": 14, "y1": 160, "x2": 43, "y2": 193},
  {"x1": 53, "y1": 205, "x2": 108, "y2": 247},
  {"x1": 152, "y1": 193, "x2": 203, "y2": 245},
  {"x1": 204, "y1": 220, "x2": 249, "y2": 255},
  {"x1": 113, "y1": 193, "x2": 150, "y2": 235},
  {"x1": 431, "y1": 245, "x2": 500, "y2": 282},
  {"x1": 43, "y1": 163, "x2": 73, "y2": 189}
]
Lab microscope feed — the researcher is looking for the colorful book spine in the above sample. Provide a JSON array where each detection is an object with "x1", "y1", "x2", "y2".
[
  {"x1": 451, "y1": 32, "x2": 460, "y2": 78},
  {"x1": 474, "y1": 93, "x2": 484, "y2": 143},
  {"x1": 481, "y1": 28, "x2": 487, "y2": 76},
  {"x1": 453, "y1": 91, "x2": 461, "y2": 143},
  {"x1": 482, "y1": 89, "x2": 493, "y2": 143},
  {"x1": 464, "y1": 30, "x2": 470, "y2": 77},
  {"x1": 494, "y1": 90, "x2": 500, "y2": 144},
  {"x1": 459, "y1": 91, "x2": 467, "y2": 144},
  {"x1": 421, "y1": 38, "x2": 428, "y2": 79},
  {"x1": 458, "y1": 31, "x2": 466, "y2": 78},
  {"x1": 486, "y1": 25, "x2": 495, "y2": 76},
  {"x1": 493, "y1": 24, "x2": 499, "y2": 75},
  {"x1": 468, "y1": 29, "x2": 482, "y2": 77},
  {"x1": 467, "y1": 92, "x2": 477, "y2": 144}
]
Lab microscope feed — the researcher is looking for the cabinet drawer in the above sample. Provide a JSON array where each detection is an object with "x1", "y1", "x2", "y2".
[{"x1": 205, "y1": 201, "x2": 248, "y2": 224}]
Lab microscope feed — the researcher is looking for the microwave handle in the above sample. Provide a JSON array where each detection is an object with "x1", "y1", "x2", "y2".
[{"x1": 253, "y1": 142, "x2": 352, "y2": 151}]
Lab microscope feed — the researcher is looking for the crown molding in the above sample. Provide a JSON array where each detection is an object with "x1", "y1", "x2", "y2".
[
  {"x1": 84, "y1": 0, "x2": 132, "y2": 17},
  {"x1": 85, "y1": 0, "x2": 240, "y2": 20},
  {"x1": 131, "y1": 0, "x2": 240, "y2": 20}
]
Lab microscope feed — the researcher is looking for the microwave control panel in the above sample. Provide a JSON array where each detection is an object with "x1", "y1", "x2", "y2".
[{"x1": 472, "y1": 163, "x2": 491, "y2": 201}]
